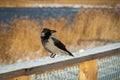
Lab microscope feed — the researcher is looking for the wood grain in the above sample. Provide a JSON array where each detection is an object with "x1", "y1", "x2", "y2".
[{"x1": 79, "y1": 60, "x2": 97, "y2": 80}]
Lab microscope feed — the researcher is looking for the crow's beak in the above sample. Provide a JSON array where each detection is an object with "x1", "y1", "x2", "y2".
[{"x1": 51, "y1": 30, "x2": 56, "y2": 33}]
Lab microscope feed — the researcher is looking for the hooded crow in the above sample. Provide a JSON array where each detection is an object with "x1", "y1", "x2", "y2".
[{"x1": 40, "y1": 28, "x2": 74, "y2": 58}]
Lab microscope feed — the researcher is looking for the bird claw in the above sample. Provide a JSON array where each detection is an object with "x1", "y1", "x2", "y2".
[{"x1": 50, "y1": 54, "x2": 56, "y2": 58}]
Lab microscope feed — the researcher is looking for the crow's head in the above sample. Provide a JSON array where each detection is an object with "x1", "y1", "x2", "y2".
[{"x1": 41, "y1": 28, "x2": 56, "y2": 38}]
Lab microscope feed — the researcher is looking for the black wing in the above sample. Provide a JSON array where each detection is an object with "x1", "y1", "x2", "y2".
[
  {"x1": 51, "y1": 37, "x2": 74, "y2": 56},
  {"x1": 51, "y1": 37, "x2": 66, "y2": 50}
]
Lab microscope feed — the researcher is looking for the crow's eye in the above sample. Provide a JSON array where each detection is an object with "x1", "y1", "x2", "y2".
[{"x1": 41, "y1": 32, "x2": 45, "y2": 37}]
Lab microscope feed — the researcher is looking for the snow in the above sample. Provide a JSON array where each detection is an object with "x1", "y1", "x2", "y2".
[
  {"x1": 79, "y1": 49, "x2": 84, "y2": 53},
  {"x1": 0, "y1": 42, "x2": 120, "y2": 74},
  {"x1": 27, "y1": 4, "x2": 114, "y2": 8},
  {"x1": 0, "y1": 56, "x2": 73, "y2": 74},
  {"x1": 74, "y1": 42, "x2": 120, "y2": 57}
]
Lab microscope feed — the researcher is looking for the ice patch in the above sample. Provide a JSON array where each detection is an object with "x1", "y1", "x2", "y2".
[{"x1": 79, "y1": 49, "x2": 84, "y2": 52}]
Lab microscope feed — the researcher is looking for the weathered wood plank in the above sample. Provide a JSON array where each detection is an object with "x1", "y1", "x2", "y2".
[
  {"x1": 0, "y1": 43, "x2": 120, "y2": 80},
  {"x1": 79, "y1": 60, "x2": 97, "y2": 80}
]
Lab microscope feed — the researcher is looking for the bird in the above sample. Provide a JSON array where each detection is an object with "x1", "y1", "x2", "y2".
[{"x1": 40, "y1": 28, "x2": 74, "y2": 58}]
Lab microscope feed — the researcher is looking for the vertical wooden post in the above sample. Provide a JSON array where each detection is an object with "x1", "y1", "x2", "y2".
[{"x1": 79, "y1": 60, "x2": 98, "y2": 80}]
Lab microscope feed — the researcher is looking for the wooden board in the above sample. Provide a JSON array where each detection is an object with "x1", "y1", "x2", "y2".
[
  {"x1": 9, "y1": 76, "x2": 28, "y2": 80},
  {"x1": 79, "y1": 60, "x2": 97, "y2": 80}
]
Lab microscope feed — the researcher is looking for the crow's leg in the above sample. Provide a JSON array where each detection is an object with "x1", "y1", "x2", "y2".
[{"x1": 50, "y1": 53, "x2": 56, "y2": 58}]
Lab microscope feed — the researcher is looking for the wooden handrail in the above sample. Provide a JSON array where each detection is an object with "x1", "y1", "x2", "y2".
[{"x1": 0, "y1": 43, "x2": 120, "y2": 80}]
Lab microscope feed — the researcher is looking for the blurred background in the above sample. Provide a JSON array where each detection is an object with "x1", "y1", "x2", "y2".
[{"x1": 0, "y1": 0, "x2": 120, "y2": 65}]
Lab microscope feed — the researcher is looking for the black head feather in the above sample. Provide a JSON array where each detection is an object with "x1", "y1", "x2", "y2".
[{"x1": 41, "y1": 28, "x2": 56, "y2": 39}]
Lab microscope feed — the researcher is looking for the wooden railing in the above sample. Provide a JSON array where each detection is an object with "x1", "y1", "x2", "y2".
[{"x1": 0, "y1": 42, "x2": 120, "y2": 80}]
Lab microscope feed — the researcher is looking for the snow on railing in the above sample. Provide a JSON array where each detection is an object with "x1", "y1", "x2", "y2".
[
  {"x1": 29, "y1": 4, "x2": 113, "y2": 8},
  {"x1": 0, "y1": 42, "x2": 120, "y2": 80}
]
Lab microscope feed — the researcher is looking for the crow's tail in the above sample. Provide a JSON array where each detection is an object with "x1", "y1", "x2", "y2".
[{"x1": 66, "y1": 50, "x2": 74, "y2": 57}]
